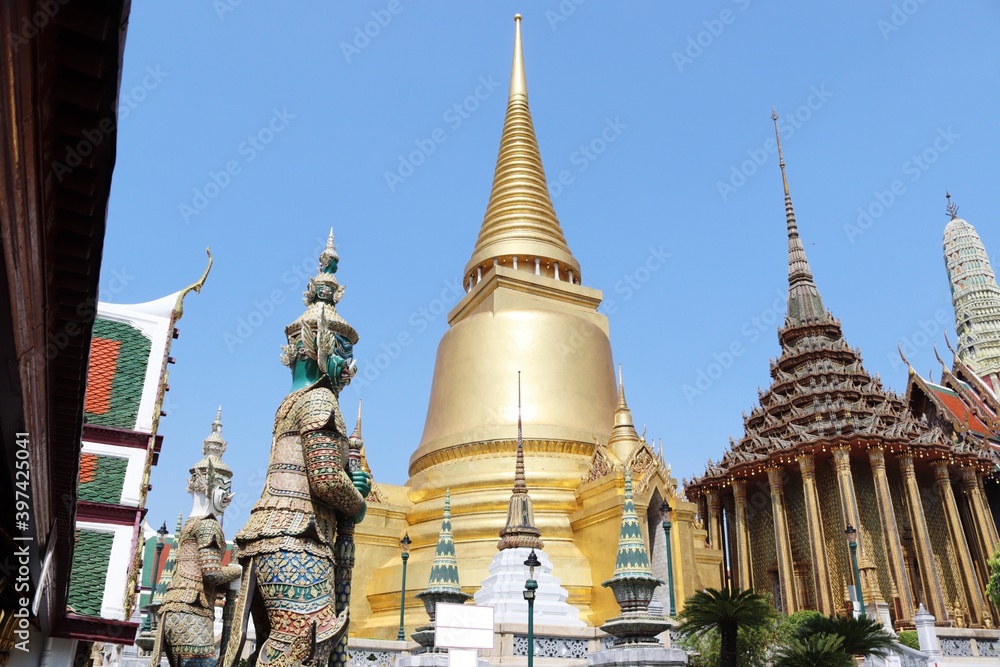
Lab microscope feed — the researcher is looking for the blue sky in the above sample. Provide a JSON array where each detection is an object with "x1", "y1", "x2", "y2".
[{"x1": 101, "y1": 1, "x2": 1000, "y2": 529}]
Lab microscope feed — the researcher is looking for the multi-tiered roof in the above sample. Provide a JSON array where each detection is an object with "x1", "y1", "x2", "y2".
[{"x1": 692, "y1": 112, "x2": 924, "y2": 487}]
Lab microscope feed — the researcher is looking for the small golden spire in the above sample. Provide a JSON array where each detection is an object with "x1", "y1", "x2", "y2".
[
  {"x1": 510, "y1": 15, "x2": 526, "y2": 100},
  {"x1": 772, "y1": 107, "x2": 823, "y2": 324},
  {"x1": 498, "y1": 370, "x2": 543, "y2": 551},
  {"x1": 617, "y1": 363, "x2": 626, "y2": 408},
  {"x1": 946, "y1": 191, "x2": 960, "y2": 220},
  {"x1": 465, "y1": 15, "x2": 580, "y2": 284},
  {"x1": 608, "y1": 364, "x2": 639, "y2": 463},
  {"x1": 772, "y1": 107, "x2": 790, "y2": 199}
]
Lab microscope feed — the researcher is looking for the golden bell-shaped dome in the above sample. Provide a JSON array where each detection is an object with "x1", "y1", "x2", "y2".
[{"x1": 412, "y1": 296, "x2": 616, "y2": 464}]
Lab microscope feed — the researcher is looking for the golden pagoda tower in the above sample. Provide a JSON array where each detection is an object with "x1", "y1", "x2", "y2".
[{"x1": 352, "y1": 16, "x2": 722, "y2": 638}]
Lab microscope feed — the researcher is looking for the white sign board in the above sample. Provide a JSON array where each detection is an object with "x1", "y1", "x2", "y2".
[
  {"x1": 448, "y1": 648, "x2": 478, "y2": 667},
  {"x1": 435, "y1": 603, "x2": 494, "y2": 650}
]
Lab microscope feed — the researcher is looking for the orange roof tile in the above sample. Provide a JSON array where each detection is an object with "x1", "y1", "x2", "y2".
[
  {"x1": 929, "y1": 385, "x2": 991, "y2": 435},
  {"x1": 84, "y1": 337, "x2": 121, "y2": 415},
  {"x1": 79, "y1": 453, "x2": 98, "y2": 484}
]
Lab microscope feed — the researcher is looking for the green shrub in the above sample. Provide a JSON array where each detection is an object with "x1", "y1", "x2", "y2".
[
  {"x1": 896, "y1": 630, "x2": 919, "y2": 651},
  {"x1": 777, "y1": 610, "x2": 824, "y2": 645},
  {"x1": 797, "y1": 614, "x2": 895, "y2": 658},
  {"x1": 774, "y1": 633, "x2": 853, "y2": 667},
  {"x1": 677, "y1": 623, "x2": 776, "y2": 667},
  {"x1": 987, "y1": 548, "x2": 1000, "y2": 609}
]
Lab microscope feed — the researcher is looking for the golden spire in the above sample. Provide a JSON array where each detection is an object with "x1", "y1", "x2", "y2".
[
  {"x1": 465, "y1": 15, "x2": 580, "y2": 285},
  {"x1": 498, "y1": 371, "x2": 543, "y2": 551},
  {"x1": 509, "y1": 14, "x2": 527, "y2": 100},
  {"x1": 771, "y1": 108, "x2": 825, "y2": 326},
  {"x1": 608, "y1": 364, "x2": 640, "y2": 462},
  {"x1": 350, "y1": 398, "x2": 363, "y2": 442},
  {"x1": 614, "y1": 364, "x2": 634, "y2": 427}
]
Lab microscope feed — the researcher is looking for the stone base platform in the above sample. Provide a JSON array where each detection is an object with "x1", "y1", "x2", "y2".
[{"x1": 587, "y1": 645, "x2": 688, "y2": 667}]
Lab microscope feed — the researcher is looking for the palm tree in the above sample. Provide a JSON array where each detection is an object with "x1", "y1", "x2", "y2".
[
  {"x1": 774, "y1": 633, "x2": 854, "y2": 667},
  {"x1": 676, "y1": 588, "x2": 776, "y2": 667},
  {"x1": 797, "y1": 615, "x2": 895, "y2": 659}
]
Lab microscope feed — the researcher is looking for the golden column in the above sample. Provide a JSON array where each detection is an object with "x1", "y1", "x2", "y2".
[
  {"x1": 958, "y1": 466, "x2": 999, "y2": 559},
  {"x1": 932, "y1": 460, "x2": 986, "y2": 626},
  {"x1": 767, "y1": 467, "x2": 798, "y2": 613},
  {"x1": 705, "y1": 489, "x2": 724, "y2": 551},
  {"x1": 798, "y1": 454, "x2": 834, "y2": 615},
  {"x1": 976, "y1": 474, "x2": 1000, "y2": 549},
  {"x1": 731, "y1": 479, "x2": 753, "y2": 591},
  {"x1": 868, "y1": 448, "x2": 915, "y2": 624},
  {"x1": 898, "y1": 453, "x2": 947, "y2": 620},
  {"x1": 832, "y1": 446, "x2": 868, "y2": 605},
  {"x1": 705, "y1": 488, "x2": 725, "y2": 586}
]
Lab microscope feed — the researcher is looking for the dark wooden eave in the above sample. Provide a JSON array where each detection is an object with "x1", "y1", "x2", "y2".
[
  {"x1": 76, "y1": 501, "x2": 145, "y2": 527},
  {"x1": 58, "y1": 614, "x2": 139, "y2": 645},
  {"x1": 84, "y1": 423, "x2": 163, "y2": 454},
  {"x1": 0, "y1": 0, "x2": 130, "y2": 632}
]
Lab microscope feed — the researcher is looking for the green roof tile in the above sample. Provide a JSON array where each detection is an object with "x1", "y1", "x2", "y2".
[
  {"x1": 85, "y1": 317, "x2": 152, "y2": 430},
  {"x1": 78, "y1": 454, "x2": 128, "y2": 504},
  {"x1": 67, "y1": 530, "x2": 114, "y2": 617}
]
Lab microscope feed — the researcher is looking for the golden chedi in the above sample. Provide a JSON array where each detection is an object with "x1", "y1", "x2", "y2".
[{"x1": 351, "y1": 16, "x2": 722, "y2": 638}]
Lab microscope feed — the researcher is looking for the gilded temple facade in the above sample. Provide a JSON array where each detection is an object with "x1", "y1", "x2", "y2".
[
  {"x1": 687, "y1": 114, "x2": 1000, "y2": 630},
  {"x1": 347, "y1": 17, "x2": 723, "y2": 639}
]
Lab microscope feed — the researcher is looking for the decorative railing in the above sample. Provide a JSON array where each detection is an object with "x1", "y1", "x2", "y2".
[
  {"x1": 348, "y1": 647, "x2": 405, "y2": 667},
  {"x1": 890, "y1": 641, "x2": 929, "y2": 667},
  {"x1": 940, "y1": 637, "x2": 976, "y2": 658},
  {"x1": 513, "y1": 635, "x2": 589, "y2": 659},
  {"x1": 978, "y1": 638, "x2": 1000, "y2": 658},
  {"x1": 346, "y1": 638, "x2": 409, "y2": 667},
  {"x1": 932, "y1": 627, "x2": 1000, "y2": 660}
]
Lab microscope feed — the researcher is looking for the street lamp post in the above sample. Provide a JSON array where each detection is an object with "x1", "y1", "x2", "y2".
[
  {"x1": 149, "y1": 522, "x2": 169, "y2": 630},
  {"x1": 845, "y1": 524, "x2": 865, "y2": 617},
  {"x1": 397, "y1": 533, "x2": 412, "y2": 641},
  {"x1": 523, "y1": 549, "x2": 540, "y2": 667},
  {"x1": 659, "y1": 500, "x2": 676, "y2": 617},
  {"x1": 153, "y1": 521, "x2": 169, "y2": 586}
]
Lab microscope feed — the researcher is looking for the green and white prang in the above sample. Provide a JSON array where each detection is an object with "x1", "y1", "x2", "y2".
[
  {"x1": 943, "y1": 196, "x2": 1000, "y2": 394},
  {"x1": 608, "y1": 470, "x2": 658, "y2": 582},
  {"x1": 424, "y1": 489, "x2": 464, "y2": 593}
]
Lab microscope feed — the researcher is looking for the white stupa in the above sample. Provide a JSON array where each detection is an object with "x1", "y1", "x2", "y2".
[{"x1": 473, "y1": 378, "x2": 584, "y2": 627}]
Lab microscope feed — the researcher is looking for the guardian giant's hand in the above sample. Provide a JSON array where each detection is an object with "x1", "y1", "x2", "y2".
[{"x1": 351, "y1": 469, "x2": 372, "y2": 523}]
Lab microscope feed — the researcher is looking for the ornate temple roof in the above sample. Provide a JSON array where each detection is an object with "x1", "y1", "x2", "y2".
[
  {"x1": 464, "y1": 15, "x2": 581, "y2": 285},
  {"x1": 903, "y1": 348, "x2": 1000, "y2": 462},
  {"x1": 946, "y1": 340, "x2": 1000, "y2": 423},
  {"x1": 690, "y1": 111, "x2": 921, "y2": 487},
  {"x1": 942, "y1": 194, "x2": 1000, "y2": 393}
]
